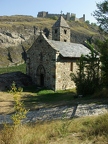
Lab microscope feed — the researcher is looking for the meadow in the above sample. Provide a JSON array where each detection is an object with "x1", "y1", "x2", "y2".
[{"x1": 0, "y1": 63, "x2": 26, "y2": 74}]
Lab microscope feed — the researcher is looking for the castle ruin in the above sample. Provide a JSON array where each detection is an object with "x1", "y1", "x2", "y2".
[{"x1": 37, "y1": 11, "x2": 85, "y2": 22}]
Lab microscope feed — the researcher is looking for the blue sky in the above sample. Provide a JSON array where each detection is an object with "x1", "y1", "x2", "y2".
[{"x1": 0, "y1": 0, "x2": 102, "y2": 23}]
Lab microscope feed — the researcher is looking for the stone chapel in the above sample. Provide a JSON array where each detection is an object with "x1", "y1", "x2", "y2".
[{"x1": 26, "y1": 16, "x2": 90, "y2": 90}]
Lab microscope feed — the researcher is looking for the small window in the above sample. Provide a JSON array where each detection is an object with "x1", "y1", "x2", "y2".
[
  {"x1": 70, "y1": 62, "x2": 73, "y2": 71},
  {"x1": 64, "y1": 30, "x2": 67, "y2": 34},
  {"x1": 39, "y1": 52, "x2": 43, "y2": 61},
  {"x1": 55, "y1": 29, "x2": 57, "y2": 34},
  {"x1": 39, "y1": 39, "x2": 42, "y2": 43},
  {"x1": 64, "y1": 39, "x2": 67, "y2": 42}
]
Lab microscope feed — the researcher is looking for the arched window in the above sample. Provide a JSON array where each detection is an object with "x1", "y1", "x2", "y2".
[
  {"x1": 36, "y1": 65, "x2": 45, "y2": 76},
  {"x1": 64, "y1": 29, "x2": 67, "y2": 34},
  {"x1": 36, "y1": 65, "x2": 45, "y2": 86},
  {"x1": 55, "y1": 29, "x2": 58, "y2": 34},
  {"x1": 39, "y1": 52, "x2": 43, "y2": 61}
]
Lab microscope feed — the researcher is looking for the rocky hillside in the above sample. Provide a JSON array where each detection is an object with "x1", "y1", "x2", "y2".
[{"x1": 0, "y1": 15, "x2": 106, "y2": 68}]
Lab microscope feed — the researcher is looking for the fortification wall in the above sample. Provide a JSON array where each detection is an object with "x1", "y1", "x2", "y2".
[{"x1": 37, "y1": 11, "x2": 85, "y2": 22}]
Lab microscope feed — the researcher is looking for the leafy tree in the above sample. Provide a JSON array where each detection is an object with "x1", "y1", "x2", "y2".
[
  {"x1": 10, "y1": 81, "x2": 29, "y2": 126},
  {"x1": 91, "y1": 22, "x2": 97, "y2": 26},
  {"x1": 93, "y1": 0, "x2": 108, "y2": 33},
  {"x1": 95, "y1": 39, "x2": 108, "y2": 87},
  {"x1": 71, "y1": 42, "x2": 100, "y2": 96},
  {"x1": 85, "y1": 20, "x2": 90, "y2": 25}
]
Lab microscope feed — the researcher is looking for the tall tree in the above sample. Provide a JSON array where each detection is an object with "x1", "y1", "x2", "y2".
[
  {"x1": 93, "y1": 0, "x2": 108, "y2": 33},
  {"x1": 71, "y1": 42, "x2": 100, "y2": 96},
  {"x1": 95, "y1": 39, "x2": 108, "y2": 87}
]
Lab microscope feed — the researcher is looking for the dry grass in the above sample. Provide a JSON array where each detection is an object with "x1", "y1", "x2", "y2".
[
  {"x1": 0, "y1": 92, "x2": 14, "y2": 114},
  {"x1": 0, "y1": 15, "x2": 99, "y2": 35},
  {"x1": 0, "y1": 114, "x2": 108, "y2": 144},
  {"x1": 0, "y1": 87, "x2": 108, "y2": 143},
  {"x1": 0, "y1": 88, "x2": 108, "y2": 115}
]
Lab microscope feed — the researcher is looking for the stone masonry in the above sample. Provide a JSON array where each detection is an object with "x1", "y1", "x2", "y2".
[
  {"x1": 26, "y1": 16, "x2": 90, "y2": 91},
  {"x1": 26, "y1": 33, "x2": 57, "y2": 90},
  {"x1": 37, "y1": 11, "x2": 85, "y2": 22}
]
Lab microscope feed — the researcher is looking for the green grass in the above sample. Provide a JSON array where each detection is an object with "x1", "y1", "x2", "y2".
[
  {"x1": 22, "y1": 88, "x2": 76, "y2": 110},
  {"x1": 0, "y1": 63, "x2": 26, "y2": 74}
]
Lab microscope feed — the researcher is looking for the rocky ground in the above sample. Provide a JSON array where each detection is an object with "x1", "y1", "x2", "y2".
[
  {"x1": 0, "y1": 71, "x2": 33, "y2": 91},
  {"x1": 0, "y1": 103, "x2": 107, "y2": 124}
]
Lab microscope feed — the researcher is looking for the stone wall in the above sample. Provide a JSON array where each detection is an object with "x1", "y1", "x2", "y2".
[
  {"x1": 52, "y1": 27, "x2": 70, "y2": 42},
  {"x1": 27, "y1": 33, "x2": 57, "y2": 90},
  {"x1": 27, "y1": 33, "x2": 79, "y2": 91},
  {"x1": 55, "y1": 61, "x2": 77, "y2": 90},
  {"x1": 37, "y1": 11, "x2": 85, "y2": 22},
  {"x1": 60, "y1": 27, "x2": 70, "y2": 42}
]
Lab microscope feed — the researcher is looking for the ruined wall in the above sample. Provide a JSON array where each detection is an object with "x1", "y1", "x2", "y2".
[{"x1": 37, "y1": 11, "x2": 85, "y2": 22}]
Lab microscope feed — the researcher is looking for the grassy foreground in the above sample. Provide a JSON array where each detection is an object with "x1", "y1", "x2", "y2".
[
  {"x1": 0, "y1": 87, "x2": 108, "y2": 143},
  {"x1": 0, "y1": 77, "x2": 108, "y2": 143},
  {"x1": 0, "y1": 113, "x2": 108, "y2": 144}
]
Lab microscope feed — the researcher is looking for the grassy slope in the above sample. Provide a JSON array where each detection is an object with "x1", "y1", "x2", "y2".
[
  {"x1": 0, "y1": 63, "x2": 26, "y2": 74},
  {"x1": 0, "y1": 16, "x2": 55, "y2": 30},
  {"x1": 0, "y1": 15, "x2": 99, "y2": 35}
]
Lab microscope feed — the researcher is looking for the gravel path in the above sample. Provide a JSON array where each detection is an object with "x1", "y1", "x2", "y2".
[{"x1": 0, "y1": 103, "x2": 108, "y2": 124}]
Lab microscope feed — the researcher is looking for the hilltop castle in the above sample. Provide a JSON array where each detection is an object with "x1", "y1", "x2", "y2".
[{"x1": 37, "y1": 11, "x2": 85, "y2": 22}]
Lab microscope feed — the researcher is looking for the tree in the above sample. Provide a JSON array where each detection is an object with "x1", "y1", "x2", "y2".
[
  {"x1": 85, "y1": 20, "x2": 90, "y2": 25},
  {"x1": 71, "y1": 42, "x2": 100, "y2": 96},
  {"x1": 93, "y1": 0, "x2": 108, "y2": 33},
  {"x1": 95, "y1": 39, "x2": 108, "y2": 87}
]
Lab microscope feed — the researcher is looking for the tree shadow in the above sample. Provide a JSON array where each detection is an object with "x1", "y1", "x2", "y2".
[{"x1": 22, "y1": 89, "x2": 76, "y2": 110}]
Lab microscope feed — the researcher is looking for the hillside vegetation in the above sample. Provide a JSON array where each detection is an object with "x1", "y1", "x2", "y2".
[{"x1": 0, "y1": 15, "x2": 105, "y2": 68}]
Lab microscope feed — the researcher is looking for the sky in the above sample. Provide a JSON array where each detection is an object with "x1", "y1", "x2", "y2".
[{"x1": 0, "y1": 0, "x2": 102, "y2": 23}]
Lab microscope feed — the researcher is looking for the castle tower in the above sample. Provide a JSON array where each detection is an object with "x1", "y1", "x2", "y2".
[{"x1": 52, "y1": 15, "x2": 70, "y2": 42}]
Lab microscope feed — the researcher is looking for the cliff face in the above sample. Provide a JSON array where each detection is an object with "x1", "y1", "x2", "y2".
[{"x1": 0, "y1": 15, "x2": 105, "y2": 68}]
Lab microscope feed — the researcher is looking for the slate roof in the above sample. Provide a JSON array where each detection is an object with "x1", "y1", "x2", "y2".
[
  {"x1": 52, "y1": 15, "x2": 70, "y2": 28},
  {"x1": 47, "y1": 39, "x2": 91, "y2": 58}
]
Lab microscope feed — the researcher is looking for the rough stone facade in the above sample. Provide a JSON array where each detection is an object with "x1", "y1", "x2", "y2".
[
  {"x1": 26, "y1": 33, "x2": 77, "y2": 90},
  {"x1": 26, "y1": 16, "x2": 89, "y2": 91},
  {"x1": 55, "y1": 61, "x2": 77, "y2": 90},
  {"x1": 26, "y1": 34, "x2": 57, "y2": 90},
  {"x1": 52, "y1": 27, "x2": 70, "y2": 42}
]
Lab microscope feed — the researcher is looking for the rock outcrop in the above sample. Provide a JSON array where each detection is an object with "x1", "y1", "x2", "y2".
[
  {"x1": 0, "y1": 71, "x2": 33, "y2": 91},
  {"x1": 0, "y1": 15, "x2": 106, "y2": 68}
]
